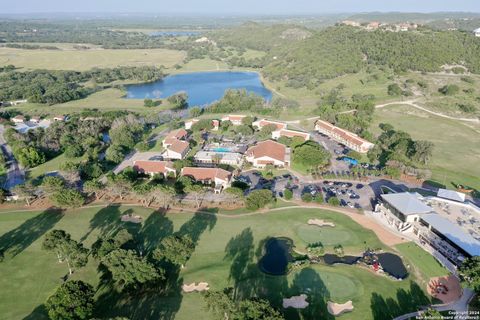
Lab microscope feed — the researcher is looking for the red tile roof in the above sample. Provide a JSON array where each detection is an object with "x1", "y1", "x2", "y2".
[
  {"x1": 247, "y1": 140, "x2": 286, "y2": 162},
  {"x1": 166, "y1": 128, "x2": 188, "y2": 140},
  {"x1": 133, "y1": 160, "x2": 174, "y2": 174},
  {"x1": 315, "y1": 120, "x2": 372, "y2": 148},
  {"x1": 277, "y1": 129, "x2": 309, "y2": 140},
  {"x1": 168, "y1": 140, "x2": 190, "y2": 154},
  {"x1": 181, "y1": 167, "x2": 231, "y2": 182},
  {"x1": 258, "y1": 119, "x2": 287, "y2": 130}
]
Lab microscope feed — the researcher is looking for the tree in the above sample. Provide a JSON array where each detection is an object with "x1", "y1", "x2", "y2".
[
  {"x1": 51, "y1": 188, "x2": 85, "y2": 208},
  {"x1": 235, "y1": 124, "x2": 254, "y2": 136},
  {"x1": 257, "y1": 124, "x2": 277, "y2": 140},
  {"x1": 293, "y1": 141, "x2": 330, "y2": 169},
  {"x1": 105, "y1": 144, "x2": 125, "y2": 164},
  {"x1": 64, "y1": 144, "x2": 83, "y2": 158},
  {"x1": 17, "y1": 146, "x2": 46, "y2": 168},
  {"x1": 45, "y1": 280, "x2": 94, "y2": 320},
  {"x1": 185, "y1": 183, "x2": 205, "y2": 208},
  {"x1": 91, "y1": 229, "x2": 133, "y2": 259},
  {"x1": 241, "y1": 116, "x2": 255, "y2": 126},
  {"x1": 43, "y1": 230, "x2": 89, "y2": 275},
  {"x1": 102, "y1": 249, "x2": 163, "y2": 289},
  {"x1": 153, "y1": 235, "x2": 195, "y2": 266},
  {"x1": 422, "y1": 309, "x2": 442, "y2": 318},
  {"x1": 189, "y1": 106, "x2": 202, "y2": 118},
  {"x1": 328, "y1": 196, "x2": 340, "y2": 206},
  {"x1": 283, "y1": 189, "x2": 293, "y2": 200},
  {"x1": 41, "y1": 176, "x2": 65, "y2": 195},
  {"x1": 83, "y1": 180, "x2": 104, "y2": 200},
  {"x1": 246, "y1": 189, "x2": 273, "y2": 210},
  {"x1": 167, "y1": 92, "x2": 188, "y2": 109},
  {"x1": 12, "y1": 182, "x2": 36, "y2": 206},
  {"x1": 439, "y1": 84, "x2": 460, "y2": 95},
  {"x1": 133, "y1": 183, "x2": 155, "y2": 207},
  {"x1": 314, "y1": 195, "x2": 324, "y2": 204},
  {"x1": 301, "y1": 193, "x2": 313, "y2": 202},
  {"x1": 459, "y1": 256, "x2": 480, "y2": 294},
  {"x1": 191, "y1": 118, "x2": 214, "y2": 132},
  {"x1": 152, "y1": 184, "x2": 176, "y2": 208},
  {"x1": 387, "y1": 83, "x2": 402, "y2": 96},
  {"x1": 220, "y1": 120, "x2": 232, "y2": 131},
  {"x1": 106, "y1": 174, "x2": 132, "y2": 200},
  {"x1": 412, "y1": 140, "x2": 434, "y2": 165}
]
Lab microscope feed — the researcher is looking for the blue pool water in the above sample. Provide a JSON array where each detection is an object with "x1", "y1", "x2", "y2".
[
  {"x1": 125, "y1": 71, "x2": 272, "y2": 107},
  {"x1": 212, "y1": 147, "x2": 231, "y2": 152}
]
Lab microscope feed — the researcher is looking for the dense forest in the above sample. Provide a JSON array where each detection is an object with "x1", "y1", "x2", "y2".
[
  {"x1": 262, "y1": 26, "x2": 480, "y2": 88},
  {"x1": 0, "y1": 66, "x2": 164, "y2": 104}
]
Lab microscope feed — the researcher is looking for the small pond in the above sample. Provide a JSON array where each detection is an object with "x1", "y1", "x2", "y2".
[
  {"x1": 377, "y1": 253, "x2": 408, "y2": 279},
  {"x1": 323, "y1": 254, "x2": 360, "y2": 265},
  {"x1": 125, "y1": 71, "x2": 272, "y2": 107},
  {"x1": 258, "y1": 237, "x2": 294, "y2": 276}
]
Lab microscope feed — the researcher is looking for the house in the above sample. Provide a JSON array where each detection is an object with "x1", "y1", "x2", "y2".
[
  {"x1": 272, "y1": 129, "x2": 310, "y2": 141},
  {"x1": 366, "y1": 21, "x2": 380, "y2": 30},
  {"x1": 315, "y1": 120, "x2": 374, "y2": 153},
  {"x1": 164, "y1": 140, "x2": 190, "y2": 160},
  {"x1": 30, "y1": 116, "x2": 41, "y2": 124},
  {"x1": 436, "y1": 189, "x2": 466, "y2": 203},
  {"x1": 341, "y1": 20, "x2": 360, "y2": 27},
  {"x1": 221, "y1": 115, "x2": 247, "y2": 126},
  {"x1": 252, "y1": 119, "x2": 287, "y2": 131},
  {"x1": 133, "y1": 160, "x2": 176, "y2": 177},
  {"x1": 194, "y1": 150, "x2": 243, "y2": 167},
  {"x1": 246, "y1": 140, "x2": 291, "y2": 168},
  {"x1": 180, "y1": 167, "x2": 232, "y2": 193},
  {"x1": 162, "y1": 129, "x2": 189, "y2": 148},
  {"x1": 53, "y1": 115, "x2": 66, "y2": 122},
  {"x1": 11, "y1": 115, "x2": 25, "y2": 123},
  {"x1": 474, "y1": 28, "x2": 480, "y2": 37},
  {"x1": 185, "y1": 119, "x2": 220, "y2": 131}
]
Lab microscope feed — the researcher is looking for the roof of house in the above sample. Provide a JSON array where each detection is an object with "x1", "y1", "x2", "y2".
[
  {"x1": 12, "y1": 115, "x2": 25, "y2": 120},
  {"x1": 223, "y1": 115, "x2": 246, "y2": 121},
  {"x1": 194, "y1": 150, "x2": 242, "y2": 162},
  {"x1": 168, "y1": 140, "x2": 190, "y2": 154},
  {"x1": 133, "y1": 160, "x2": 174, "y2": 173},
  {"x1": 315, "y1": 119, "x2": 373, "y2": 148},
  {"x1": 181, "y1": 167, "x2": 231, "y2": 182},
  {"x1": 381, "y1": 192, "x2": 433, "y2": 216},
  {"x1": 421, "y1": 213, "x2": 480, "y2": 257},
  {"x1": 247, "y1": 140, "x2": 287, "y2": 162},
  {"x1": 255, "y1": 119, "x2": 287, "y2": 130},
  {"x1": 166, "y1": 128, "x2": 188, "y2": 140},
  {"x1": 437, "y1": 189, "x2": 466, "y2": 203},
  {"x1": 276, "y1": 129, "x2": 309, "y2": 140}
]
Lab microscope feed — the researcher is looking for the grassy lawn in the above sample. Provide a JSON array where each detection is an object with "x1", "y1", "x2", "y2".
[
  {"x1": 169, "y1": 58, "x2": 230, "y2": 73},
  {"x1": 0, "y1": 47, "x2": 186, "y2": 71},
  {"x1": 395, "y1": 242, "x2": 449, "y2": 282},
  {"x1": 0, "y1": 206, "x2": 434, "y2": 320},
  {"x1": 372, "y1": 104, "x2": 480, "y2": 190}
]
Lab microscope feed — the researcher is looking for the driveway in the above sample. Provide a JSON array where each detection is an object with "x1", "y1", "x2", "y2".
[{"x1": 0, "y1": 125, "x2": 25, "y2": 189}]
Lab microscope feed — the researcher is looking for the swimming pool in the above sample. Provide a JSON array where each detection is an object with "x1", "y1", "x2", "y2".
[{"x1": 212, "y1": 147, "x2": 232, "y2": 152}]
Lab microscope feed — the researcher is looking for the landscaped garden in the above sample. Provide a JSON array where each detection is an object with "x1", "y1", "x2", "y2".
[{"x1": 0, "y1": 205, "x2": 443, "y2": 320}]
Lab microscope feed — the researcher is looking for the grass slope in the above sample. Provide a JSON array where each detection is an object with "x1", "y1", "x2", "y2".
[{"x1": 0, "y1": 206, "x2": 434, "y2": 320}]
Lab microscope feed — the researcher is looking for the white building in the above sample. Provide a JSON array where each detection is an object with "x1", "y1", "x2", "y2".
[
  {"x1": 133, "y1": 160, "x2": 176, "y2": 177},
  {"x1": 315, "y1": 119, "x2": 374, "y2": 153},
  {"x1": 163, "y1": 140, "x2": 190, "y2": 160},
  {"x1": 181, "y1": 167, "x2": 232, "y2": 193},
  {"x1": 194, "y1": 150, "x2": 243, "y2": 167},
  {"x1": 245, "y1": 140, "x2": 291, "y2": 168},
  {"x1": 221, "y1": 115, "x2": 247, "y2": 126},
  {"x1": 271, "y1": 129, "x2": 310, "y2": 141},
  {"x1": 474, "y1": 28, "x2": 480, "y2": 37}
]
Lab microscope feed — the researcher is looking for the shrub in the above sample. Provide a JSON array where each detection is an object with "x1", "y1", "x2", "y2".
[
  {"x1": 284, "y1": 189, "x2": 293, "y2": 200},
  {"x1": 301, "y1": 193, "x2": 313, "y2": 202},
  {"x1": 328, "y1": 197, "x2": 340, "y2": 206},
  {"x1": 246, "y1": 189, "x2": 273, "y2": 210}
]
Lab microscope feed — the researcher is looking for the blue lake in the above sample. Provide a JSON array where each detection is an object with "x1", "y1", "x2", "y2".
[
  {"x1": 150, "y1": 31, "x2": 202, "y2": 37},
  {"x1": 125, "y1": 71, "x2": 272, "y2": 107}
]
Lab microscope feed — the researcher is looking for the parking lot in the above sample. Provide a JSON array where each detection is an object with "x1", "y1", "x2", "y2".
[{"x1": 310, "y1": 132, "x2": 351, "y2": 173}]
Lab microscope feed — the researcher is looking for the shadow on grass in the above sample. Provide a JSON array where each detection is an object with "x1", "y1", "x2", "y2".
[
  {"x1": 81, "y1": 205, "x2": 125, "y2": 242},
  {"x1": 0, "y1": 208, "x2": 64, "y2": 259},
  {"x1": 22, "y1": 304, "x2": 48, "y2": 320},
  {"x1": 370, "y1": 281, "x2": 431, "y2": 320}
]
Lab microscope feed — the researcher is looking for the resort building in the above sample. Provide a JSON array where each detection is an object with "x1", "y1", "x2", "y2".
[
  {"x1": 53, "y1": 115, "x2": 66, "y2": 122},
  {"x1": 221, "y1": 115, "x2": 247, "y2": 126},
  {"x1": 164, "y1": 140, "x2": 190, "y2": 160},
  {"x1": 133, "y1": 160, "x2": 176, "y2": 177},
  {"x1": 11, "y1": 115, "x2": 25, "y2": 123},
  {"x1": 180, "y1": 167, "x2": 232, "y2": 193},
  {"x1": 194, "y1": 150, "x2": 243, "y2": 167},
  {"x1": 185, "y1": 119, "x2": 220, "y2": 131},
  {"x1": 315, "y1": 119, "x2": 375, "y2": 153},
  {"x1": 30, "y1": 116, "x2": 41, "y2": 124},
  {"x1": 376, "y1": 191, "x2": 480, "y2": 269},
  {"x1": 246, "y1": 140, "x2": 291, "y2": 168},
  {"x1": 474, "y1": 28, "x2": 480, "y2": 37},
  {"x1": 271, "y1": 128, "x2": 310, "y2": 141},
  {"x1": 162, "y1": 129, "x2": 189, "y2": 148},
  {"x1": 252, "y1": 119, "x2": 287, "y2": 131},
  {"x1": 436, "y1": 189, "x2": 466, "y2": 203}
]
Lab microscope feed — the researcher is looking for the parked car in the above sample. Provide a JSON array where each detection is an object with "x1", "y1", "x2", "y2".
[
  {"x1": 356, "y1": 184, "x2": 364, "y2": 189},
  {"x1": 340, "y1": 199, "x2": 348, "y2": 207},
  {"x1": 347, "y1": 202, "x2": 355, "y2": 208}
]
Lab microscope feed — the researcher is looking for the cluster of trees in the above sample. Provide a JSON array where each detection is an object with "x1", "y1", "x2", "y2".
[
  {"x1": 106, "y1": 115, "x2": 146, "y2": 164},
  {"x1": 262, "y1": 26, "x2": 480, "y2": 88},
  {"x1": 0, "y1": 66, "x2": 164, "y2": 104},
  {"x1": 205, "y1": 90, "x2": 278, "y2": 116},
  {"x1": 245, "y1": 189, "x2": 274, "y2": 210},
  {"x1": 368, "y1": 123, "x2": 434, "y2": 168},
  {"x1": 292, "y1": 141, "x2": 331, "y2": 171}
]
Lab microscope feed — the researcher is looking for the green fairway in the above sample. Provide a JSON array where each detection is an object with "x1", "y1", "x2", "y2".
[
  {"x1": 0, "y1": 47, "x2": 186, "y2": 71},
  {"x1": 372, "y1": 104, "x2": 480, "y2": 190},
  {"x1": 395, "y1": 242, "x2": 449, "y2": 282},
  {"x1": 0, "y1": 206, "x2": 433, "y2": 320}
]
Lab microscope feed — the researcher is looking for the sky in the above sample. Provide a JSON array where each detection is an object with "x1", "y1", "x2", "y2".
[{"x1": 1, "y1": 0, "x2": 480, "y2": 14}]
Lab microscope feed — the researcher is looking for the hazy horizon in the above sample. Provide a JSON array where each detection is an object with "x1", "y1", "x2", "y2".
[{"x1": 2, "y1": 0, "x2": 480, "y2": 15}]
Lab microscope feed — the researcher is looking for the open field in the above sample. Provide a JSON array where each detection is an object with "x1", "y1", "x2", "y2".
[
  {"x1": 0, "y1": 47, "x2": 186, "y2": 71},
  {"x1": 0, "y1": 206, "x2": 435, "y2": 320},
  {"x1": 372, "y1": 104, "x2": 480, "y2": 190},
  {"x1": 169, "y1": 58, "x2": 230, "y2": 73}
]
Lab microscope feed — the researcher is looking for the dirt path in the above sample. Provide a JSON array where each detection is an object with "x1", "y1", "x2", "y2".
[{"x1": 375, "y1": 100, "x2": 480, "y2": 123}]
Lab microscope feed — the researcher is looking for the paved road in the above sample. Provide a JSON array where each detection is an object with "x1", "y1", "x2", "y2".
[{"x1": 0, "y1": 125, "x2": 25, "y2": 189}]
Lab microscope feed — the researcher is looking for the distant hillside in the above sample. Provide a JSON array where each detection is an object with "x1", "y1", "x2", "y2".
[
  {"x1": 262, "y1": 26, "x2": 480, "y2": 88},
  {"x1": 346, "y1": 12, "x2": 480, "y2": 24},
  {"x1": 209, "y1": 22, "x2": 312, "y2": 52},
  {"x1": 427, "y1": 18, "x2": 480, "y2": 32}
]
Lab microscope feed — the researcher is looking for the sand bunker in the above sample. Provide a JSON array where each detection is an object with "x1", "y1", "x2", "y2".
[
  {"x1": 327, "y1": 301, "x2": 354, "y2": 316},
  {"x1": 308, "y1": 219, "x2": 335, "y2": 228},
  {"x1": 182, "y1": 282, "x2": 210, "y2": 293},
  {"x1": 121, "y1": 215, "x2": 143, "y2": 223},
  {"x1": 427, "y1": 275, "x2": 462, "y2": 304},
  {"x1": 283, "y1": 294, "x2": 309, "y2": 309}
]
